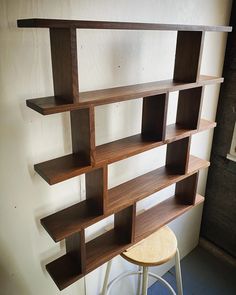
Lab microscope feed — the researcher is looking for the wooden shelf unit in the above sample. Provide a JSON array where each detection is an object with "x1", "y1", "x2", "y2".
[{"x1": 18, "y1": 18, "x2": 231, "y2": 290}]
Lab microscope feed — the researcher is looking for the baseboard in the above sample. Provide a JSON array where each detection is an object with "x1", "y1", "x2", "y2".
[{"x1": 199, "y1": 237, "x2": 236, "y2": 267}]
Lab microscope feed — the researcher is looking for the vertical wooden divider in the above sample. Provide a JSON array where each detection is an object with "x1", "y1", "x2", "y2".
[
  {"x1": 176, "y1": 87, "x2": 204, "y2": 129},
  {"x1": 142, "y1": 93, "x2": 169, "y2": 141},
  {"x1": 50, "y1": 28, "x2": 79, "y2": 102},
  {"x1": 166, "y1": 136, "x2": 191, "y2": 174},
  {"x1": 174, "y1": 31, "x2": 205, "y2": 82},
  {"x1": 70, "y1": 106, "x2": 95, "y2": 165},
  {"x1": 175, "y1": 172, "x2": 199, "y2": 204},
  {"x1": 114, "y1": 203, "x2": 136, "y2": 244},
  {"x1": 86, "y1": 165, "x2": 107, "y2": 214},
  {"x1": 66, "y1": 230, "x2": 86, "y2": 273}
]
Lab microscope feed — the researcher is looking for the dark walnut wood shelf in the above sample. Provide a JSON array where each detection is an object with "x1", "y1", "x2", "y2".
[
  {"x1": 96, "y1": 119, "x2": 216, "y2": 165},
  {"x1": 35, "y1": 119, "x2": 215, "y2": 185},
  {"x1": 46, "y1": 194, "x2": 204, "y2": 290},
  {"x1": 41, "y1": 155, "x2": 209, "y2": 242},
  {"x1": 18, "y1": 18, "x2": 232, "y2": 32},
  {"x1": 41, "y1": 199, "x2": 102, "y2": 242},
  {"x1": 135, "y1": 194, "x2": 204, "y2": 242},
  {"x1": 26, "y1": 75, "x2": 223, "y2": 115},
  {"x1": 46, "y1": 253, "x2": 83, "y2": 291},
  {"x1": 47, "y1": 229, "x2": 131, "y2": 290},
  {"x1": 107, "y1": 156, "x2": 209, "y2": 213},
  {"x1": 18, "y1": 16, "x2": 231, "y2": 291},
  {"x1": 34, "y1": 155, "x2": 92, "y2": 185}
]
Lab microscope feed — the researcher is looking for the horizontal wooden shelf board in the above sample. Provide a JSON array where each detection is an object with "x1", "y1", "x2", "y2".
[
  {"x1": 41, "y1": 200, "x2": 102, "y2": 242},
  {"x1": 35, "y1": 119, "x2": 215, "y2": 185},
  {"x1": 46, "y1": 254, "x2": 83, "y2": 290},
  {"x1": 41, "y1": 155, "x2": 208, "y2": 242},
  {"x1": 96, "y1": 119, "x2": 216, "y2": 165},
  {"x1": 46, "y1": 194, "x2": 204, "y2": 290},
  {"x1": 135, "y1": 194, "x2": 204, "y2": 242},
  {"x1": 107, "y1": 156, "x2": 209, "y2": 213},
  {"x1": 34, "y1": 154, "x2": 92, "y2": 185},
  {"x1": 86, "y1": 229, "x2": 131, "y2": 273},
  {"x1": 17, "y1": 18, "x2": 232, "y2": 32},
  {"x1": 26, "y1": 75, "x2": 223, "y2": 115}
]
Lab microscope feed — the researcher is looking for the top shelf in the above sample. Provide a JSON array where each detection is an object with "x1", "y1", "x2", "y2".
[{"x1": 17, "y1": 18, "x2": 232, "y2": 32}]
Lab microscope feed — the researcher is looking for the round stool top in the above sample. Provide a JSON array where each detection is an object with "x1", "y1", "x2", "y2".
[{"x1": 121, "y1": 226, "x2": 177, "y2": 266}]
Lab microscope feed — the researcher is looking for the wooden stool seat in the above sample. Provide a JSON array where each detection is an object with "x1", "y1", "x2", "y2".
[
  {"x1": 102, "y1": 226, "x2": 183, "y2": 295},
  {"x1": 121, "y1": 226, "x2": 177, "y2": 266}
]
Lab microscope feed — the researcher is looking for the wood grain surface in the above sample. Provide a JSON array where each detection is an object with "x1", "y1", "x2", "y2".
[
  {"x1": 17, "y1": 18, "x2": 232, "y2": 32},
  {"x1": 26, "y1": 75, "x2": 224, "y2": 115}
]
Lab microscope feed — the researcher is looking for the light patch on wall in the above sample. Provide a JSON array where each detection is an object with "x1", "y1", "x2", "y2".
[
  {"x1": 85, "y1": 215, "x2": 114, "y2": 243},
  {"x1": 136, "y1": 185, "x2": 176, "y2": 214},
  {"x1": 95, "y1": 99, "x2": 142, "y2": 146},
  {"x1": 108, "y1": 145, "x2": 166, "y2": 189},
  {"x1": 166, "y1": 91, "x2": 179, "y2": 125}
]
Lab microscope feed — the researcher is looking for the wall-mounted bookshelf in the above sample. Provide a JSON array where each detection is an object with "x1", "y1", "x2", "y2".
[{"x1": 18, "y1": 18, "x2": 232, "y2": 291}]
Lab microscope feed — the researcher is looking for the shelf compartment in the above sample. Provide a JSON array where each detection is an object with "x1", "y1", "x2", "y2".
[
  {"x1": 35, "y1": 119, "x2": 215, "y2": 185},
  {"x1": 17, "y1": 18, "x2": 232, "y2": 32},
  {"x1": 135, "y1": 194, "x2": 204, "y2": 242},
  {"x1": 85, "y1": 228, "x2": 133, "y2": 274},
  {"x1": 46, "y1": 253, "x2": 83, "y2": 290},
  {"x1": 26, "y1": 75, "x2": 223, "y2": 115},
  {"x1": 46, "y1": 229, "x2": 131, "y2": 290},
  {"x1": 96, "y1": 119, "x2": 215, "y2": 164},
  {"x1": 107, "y1": 155, "x2": 209, "y2": 213},
  {"x1": 86, "y1": 204, "x2": 135, "y2": 273},
  {"x1": 41, "y1": 155, "x2": 208, "y2": 242}
]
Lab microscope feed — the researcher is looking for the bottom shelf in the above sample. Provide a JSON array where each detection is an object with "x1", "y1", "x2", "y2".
[
  {"x1": 46, "y1": 254, "x2": 83, "y2": 290},
  {"x1": 135, "y1": 194, "x2": 204, "y2": 242},
  {"x1": 46, "y1": 194, "x2": 204, "y2": 290},
  {"x1": 46, "y1": 229, "x2": 131, "y2": 290}
]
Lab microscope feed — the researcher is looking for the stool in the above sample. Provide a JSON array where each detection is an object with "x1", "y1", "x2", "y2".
[{"x1": 101, "y1": 226, "x2": 183, "y2": 295}]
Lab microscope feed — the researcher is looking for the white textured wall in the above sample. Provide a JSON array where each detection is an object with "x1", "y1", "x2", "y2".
[{"x1": 0, "y1": 1, "x2": 232, "y2": 295}]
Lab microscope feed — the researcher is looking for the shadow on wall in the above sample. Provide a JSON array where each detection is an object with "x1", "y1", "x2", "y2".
[{"x1": 0, "y1": 239, "x2": 30, "y2": 295}]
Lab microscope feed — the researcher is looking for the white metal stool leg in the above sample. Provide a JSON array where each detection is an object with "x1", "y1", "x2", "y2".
[
  {"x1": 175, "y1": 249, "x2": 183, "y2": 295},
  {"x1": 142, "y1": 266, "x2": 149, "y2": 295},
  {"x1": 137, "y1": 266, "x2": 142, "y2": 295},
  {"x1": 101, "y1": 260, "x2": 112, "y2": 295}
]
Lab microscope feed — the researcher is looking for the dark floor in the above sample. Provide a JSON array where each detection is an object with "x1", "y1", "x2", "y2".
[{"x1": 148, "y1": 246, "x2": 236, "y2": 295}]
